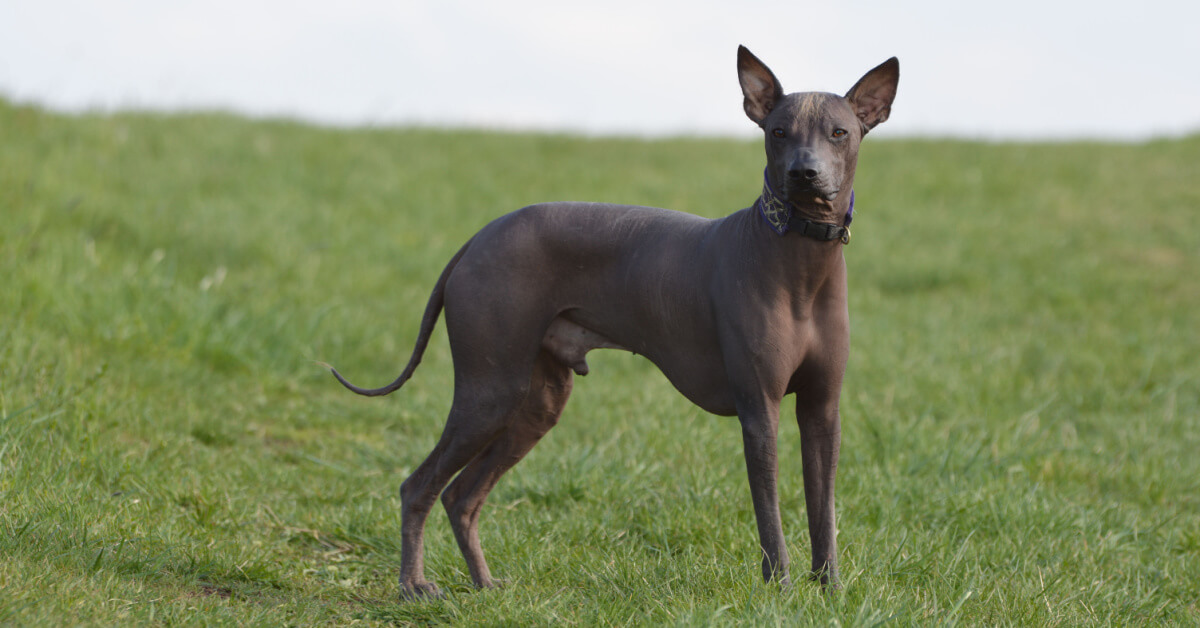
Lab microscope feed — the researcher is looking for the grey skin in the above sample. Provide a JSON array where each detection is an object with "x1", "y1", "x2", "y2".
[{"x1": 331, "y1": 46, "x2": 898, "y2": 599}]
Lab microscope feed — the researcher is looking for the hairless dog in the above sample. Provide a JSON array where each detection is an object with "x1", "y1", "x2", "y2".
[{"x1": 331, "y1": 45, "x2": 898, "y2": 598}]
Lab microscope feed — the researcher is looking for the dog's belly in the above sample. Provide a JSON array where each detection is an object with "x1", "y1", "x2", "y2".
[{"x1": 540, "y1": 315, "x2": 738, "y2": 416}]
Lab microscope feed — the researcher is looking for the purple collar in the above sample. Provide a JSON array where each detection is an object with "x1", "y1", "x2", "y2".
[{"x1": 754, "y1": 170, "x2": 853, "y2": 244}]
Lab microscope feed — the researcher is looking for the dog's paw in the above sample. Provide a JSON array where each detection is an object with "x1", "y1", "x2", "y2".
[
  {"x1": 808, "y1": 569, "x2": 841, "y2": 594},
  {"x1": 476, "y1": 576, "x2": 509, "y2": 591},
  {"x1": 398, "y1": 581, "x2": 444, "y2": 602}
]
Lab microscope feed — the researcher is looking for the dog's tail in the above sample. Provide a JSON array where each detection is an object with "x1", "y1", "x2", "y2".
[{"x1": 327, "y1": 238, "x2": 473, "y2": 397}]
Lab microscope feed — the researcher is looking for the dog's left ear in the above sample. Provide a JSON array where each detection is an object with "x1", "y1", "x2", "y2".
[{"x1": 845, "y1": 57, "x2": 899, "y2": 133}]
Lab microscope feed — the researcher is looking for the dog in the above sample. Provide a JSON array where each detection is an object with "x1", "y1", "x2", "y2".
[{"x1": 330, "y1": 45, "x2": 898, "y2": 597}]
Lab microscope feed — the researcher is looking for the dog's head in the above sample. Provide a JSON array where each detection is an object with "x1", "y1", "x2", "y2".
[{"x1": 737, "y1": 46, "x2": 898, "y2": 212}]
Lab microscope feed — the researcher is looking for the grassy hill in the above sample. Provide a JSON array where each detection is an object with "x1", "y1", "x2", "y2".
[{"x1": 2, "y1": 99, "x2": 1198, "y2": 624}]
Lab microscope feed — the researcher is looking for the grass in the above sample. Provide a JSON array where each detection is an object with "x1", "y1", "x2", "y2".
[{"x1": 1, "y1": 97, "x2": 1198, "y2": 625}]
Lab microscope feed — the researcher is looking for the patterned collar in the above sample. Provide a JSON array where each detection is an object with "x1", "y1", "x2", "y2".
[{"x1": 754, "y1": 169, "x2": 853, "y2": 244}]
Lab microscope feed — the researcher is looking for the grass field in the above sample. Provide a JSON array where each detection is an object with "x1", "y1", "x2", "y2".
[{"x1": 2, "y1": 97, "x2": 1198, "y2": 625}]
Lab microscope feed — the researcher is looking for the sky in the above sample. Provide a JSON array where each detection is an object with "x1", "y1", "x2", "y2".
[{"x1": 2, "y1": 0, "x2": 1198, "y2": 140}]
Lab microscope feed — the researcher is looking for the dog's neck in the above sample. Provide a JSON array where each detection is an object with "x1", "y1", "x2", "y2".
[{"x1": 754, "y1": 170, "x2": 853, "y2": 245}]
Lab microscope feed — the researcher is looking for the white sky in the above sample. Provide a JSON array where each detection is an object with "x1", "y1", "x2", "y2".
[{"x1": 2, "y1": 0, "x2": 1197, "y2": 139}]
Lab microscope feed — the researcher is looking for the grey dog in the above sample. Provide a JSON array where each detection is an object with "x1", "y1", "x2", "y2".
[{"x1": 331, "y1": 45, "x2": 898, "y2": 597}]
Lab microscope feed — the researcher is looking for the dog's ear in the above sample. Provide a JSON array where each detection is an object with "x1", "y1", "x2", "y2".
[
  {"x1": 845, "y1": 57, "x2": 899, "y2": 133},
  {"x1": 737, "y1": 45, "x2": 784, "y2": 127}
]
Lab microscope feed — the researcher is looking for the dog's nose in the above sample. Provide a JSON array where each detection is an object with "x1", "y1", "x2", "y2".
[
  {"x1": 786, "y1": 153, "x2": 823, "y2": 181},
  {"x1": 787, "y1": 167, "x2": 820, "y2": 181}
]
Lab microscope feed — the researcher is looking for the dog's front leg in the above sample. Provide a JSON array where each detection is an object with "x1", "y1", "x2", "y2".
[
  {"x1": 736, "y1": 397, "x2": 791, "y2": 586},
  {"x1": 796, "y1": 395, "x2": 841, "y2": 589}
]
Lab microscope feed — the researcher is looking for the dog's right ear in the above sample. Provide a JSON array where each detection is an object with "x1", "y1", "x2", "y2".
[{"x1": 737, "y1": 45, "x2": 784, "y2": 127}]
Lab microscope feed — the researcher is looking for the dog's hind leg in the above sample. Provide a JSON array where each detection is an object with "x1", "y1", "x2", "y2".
[
  {"x1": 395, "y1": 373, "x2": 534, "y2": 600},
  {"x1": 440, "y1": 349, "x2": 573, "y2": 589}
]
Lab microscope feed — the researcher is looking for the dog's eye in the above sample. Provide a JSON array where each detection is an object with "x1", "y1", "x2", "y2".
[
  {"x1": 771, "y1": 128, "x2": 785, "y2": 138},
  {"x1": 832, "y1": 128, "x2": 848, "y2": 138}
]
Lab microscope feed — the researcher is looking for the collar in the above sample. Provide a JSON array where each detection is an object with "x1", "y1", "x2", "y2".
[{"x1": 754, "y1": 169, "x2": 853, "y2": 244}]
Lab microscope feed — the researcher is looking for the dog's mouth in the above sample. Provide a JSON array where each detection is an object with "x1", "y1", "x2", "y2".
[{"x1": 783, "y1": 181, "x2": 840, "y2": 204}]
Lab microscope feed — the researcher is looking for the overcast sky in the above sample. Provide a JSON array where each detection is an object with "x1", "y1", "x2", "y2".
[{"x1": 2, "y1": 0, "x2": 1197, "y2": 140}]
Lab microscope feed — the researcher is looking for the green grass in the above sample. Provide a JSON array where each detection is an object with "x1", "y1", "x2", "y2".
[{"x1": 2, "y1": 97, "x2": 1198, "y2": 625}]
